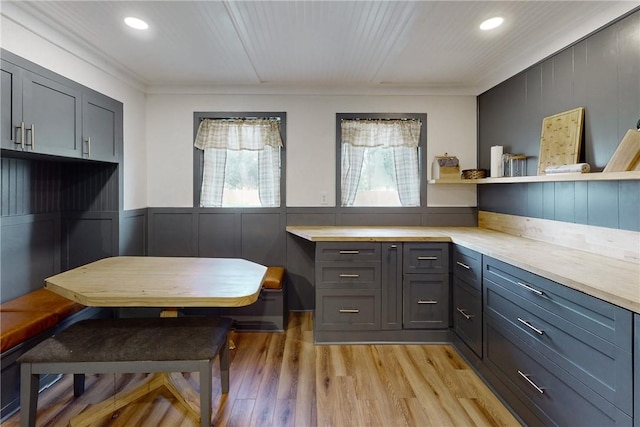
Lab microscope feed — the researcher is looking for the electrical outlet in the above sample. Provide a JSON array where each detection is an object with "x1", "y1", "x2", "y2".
[{"x1": 320, "y1": 192, "x2": 328, "y2": 205}]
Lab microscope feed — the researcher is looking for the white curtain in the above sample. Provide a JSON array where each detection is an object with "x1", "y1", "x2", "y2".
[
  {"x1": 341, "y1": 119, "x2": 421, "y2": 206},
  {"x1": 195, "y1": 119, "x2": 283, "y2": 207}
]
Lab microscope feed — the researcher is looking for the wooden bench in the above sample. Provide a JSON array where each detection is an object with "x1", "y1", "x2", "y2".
[
  {"x1": 0, "y1": 289, "x2": 86, "y2": 354},
  {"x1": 17, "y1": 316, "x2": 232, "y2": 427}
]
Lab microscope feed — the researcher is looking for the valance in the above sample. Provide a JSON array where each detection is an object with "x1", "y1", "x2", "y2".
[
  {"x1": 194, "y1": 118, "x2": 283, "y2": 151},
  {"x1": 341, "y1": 119, "x2": 421, "y2": 148}
]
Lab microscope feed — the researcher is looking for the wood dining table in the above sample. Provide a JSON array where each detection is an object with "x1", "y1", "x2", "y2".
[{"x1": 43, "y1": 256, "x2": 267, "y2": 426}]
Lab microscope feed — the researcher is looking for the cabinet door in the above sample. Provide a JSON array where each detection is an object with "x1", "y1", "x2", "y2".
[
  {"x1": 82, "y1": 91, "x2": 122, "y2": 162},
  {"x1": 22, "y1": 71, "x2": 81, "y2": 157},
  {"x1": 403, "y1": 274, "x2": 449, "y2": 329},
  {"x1": 453, "y1": 279, "x2": 482, "y2": 357},
  {"x1": 1, "y1": 60, "x2": 24, "y2": 151},
  {"x1": 381, "y1": 243, "x2": 402, "y2": 330}
]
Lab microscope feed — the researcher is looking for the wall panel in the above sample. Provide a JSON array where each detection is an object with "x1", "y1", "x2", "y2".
[{"x1": 478, "y1": 11, "x2": 640, "y2": 231}]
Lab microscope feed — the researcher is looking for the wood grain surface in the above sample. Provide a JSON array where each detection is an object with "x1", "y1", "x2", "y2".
[
  {"x1": 286, "y1": 220, "x2": 640, "y2": 313},
  {"x1": 603, "y1": 129, "x2": 640, "y2": 173},
  {"x1": 44, "y1": 257, "x2": 267, "y2": 308},
  {"x1": 537, "y1": 107, "x2": 584, "y2": 175},
  {"x1": 0, "y1": 312, "x2": 520, "y2": 427}
]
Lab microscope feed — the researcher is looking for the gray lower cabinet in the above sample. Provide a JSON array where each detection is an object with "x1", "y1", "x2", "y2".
[
  {"x1": 452, "y1": 245, "x2": 482, "y2": 357},
  {"x1": 402, "y1": 273, "x2": 449, "y2": 329},
  {"x1": 314, "y1": 241, "x2": 450, "y2": 340},
  {"x1": 483, "y1": 256, "x2": 633, "y2": 427},
  {"x1": 402, "y1": 243, "x2": 450, "y2": 329}
]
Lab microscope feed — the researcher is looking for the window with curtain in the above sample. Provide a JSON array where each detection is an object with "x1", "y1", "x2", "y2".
[
  {"x1": 194, "y1": 116, "x2": 284, "y2": 207},
  {"x1": 339, "y1": 116, "x2": 423, "y2": 207}
]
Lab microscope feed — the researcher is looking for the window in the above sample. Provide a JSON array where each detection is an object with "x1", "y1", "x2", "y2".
[
  {"x1": 338, "y1": 114, "x2": 424, "y2": 207},
  {"x1": 194, "y1": 113, "x2": 285, "y2": 207}
]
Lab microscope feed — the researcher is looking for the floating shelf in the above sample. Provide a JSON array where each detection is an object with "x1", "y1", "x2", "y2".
[{"x1": 428, "y1": 171, "x2": 640, "y2": 184}]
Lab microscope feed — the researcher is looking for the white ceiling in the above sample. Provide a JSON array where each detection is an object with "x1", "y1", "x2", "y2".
[{"x1": 2, "y1": 1, "x2": 638, "y2": 95}]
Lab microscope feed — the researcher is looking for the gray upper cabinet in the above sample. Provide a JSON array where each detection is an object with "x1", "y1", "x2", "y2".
[
  {"x1": 1, "y1": 51, "x2": 122, "y2": 163},
  {"x1": 20, "y1": 69, "x2": 81, "y2": 157},
  {"x1": 1, "y1": 60, "x2": 23, "y2": 151},
  {"x1": 82, "y1": 90, "x2": 122, "y2": 162}
]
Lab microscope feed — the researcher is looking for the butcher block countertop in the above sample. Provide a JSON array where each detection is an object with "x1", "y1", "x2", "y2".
[{"x1": 286, "y1": 225, "x2": 640, "y2": 314}]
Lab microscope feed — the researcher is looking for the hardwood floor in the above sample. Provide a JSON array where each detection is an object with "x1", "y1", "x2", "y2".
[{"x1": 2, "y1": 312, "x2": 520, "y2": 426}]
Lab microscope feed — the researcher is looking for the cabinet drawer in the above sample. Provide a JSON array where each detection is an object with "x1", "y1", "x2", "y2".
[
  {"x1": 483, "y1": 256, "x2": 632, "y2": 351},
  {"x1": 485, "y1": 278, "x2": 632, "y2": 414},
  {"x1": 453, "y1": 278, "x2": 482, "y2": 357},
  {"x1": 485, "y1": 319, "x2": 632, "y2": 427},
  {"x1": 403, "y1": 243, "x2": 449, "y2": 273},
  {"x1": 316, "y1": 242, "x2": 380, "y2": 262},
  {"x1": 453, "y1": 245, "x2": 481, "y2": 290},
  {"x1": 402, "y1": 274, "x2": 449, "y2": 329},
  {"x1": 316, "y1": 262, "x2": 380, "y2": 289},
  {"x1": 315, "y1": 290, "x2": 380, "y2": 331}
]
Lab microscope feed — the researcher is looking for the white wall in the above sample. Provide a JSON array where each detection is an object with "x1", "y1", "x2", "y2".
[
  {"x1": 146, "y1": 92, "x2": 477, "y2": 207},
  {"x1": 1, "y1": 11, "x2": 148, "y2": 210}
]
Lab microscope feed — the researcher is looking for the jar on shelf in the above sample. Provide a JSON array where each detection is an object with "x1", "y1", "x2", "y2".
[{"x1": 508, "y1": 155, "x2": 527, "y2": 177}]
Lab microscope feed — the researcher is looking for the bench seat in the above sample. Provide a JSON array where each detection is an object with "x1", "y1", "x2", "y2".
[
  {"x1": 18, "y1": 316, "x2": 232, "y2": 427},
  {"x1": 0, "y1": 289, "x2": 86, "y2": 353}
]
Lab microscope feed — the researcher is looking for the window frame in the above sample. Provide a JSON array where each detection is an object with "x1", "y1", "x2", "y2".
[
  {"x1": 336, "y1": 113, "x2": 428, "y2": 209},
  {"x1": 193, "y1": 111, "x2": 286, "y2": 208}
]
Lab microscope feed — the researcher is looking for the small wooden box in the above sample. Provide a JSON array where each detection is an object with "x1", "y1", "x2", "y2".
[{"x1": 432, "y1": 155, "x2": 460, "y2": 180}]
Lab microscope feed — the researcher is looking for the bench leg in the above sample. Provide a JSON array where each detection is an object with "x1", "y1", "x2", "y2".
[
  {"x1": 220, "y1": 335, "x2": 230, "y2": 394},
  {"x1": 199, "y1": 361, "x2": 213, "y2": 427},
  {"x1": 20, "y1": 363, "x2": 38, "y2": 427},
  {"x1": 73, "y1": 374, "x2": 85, "y2": 397}
]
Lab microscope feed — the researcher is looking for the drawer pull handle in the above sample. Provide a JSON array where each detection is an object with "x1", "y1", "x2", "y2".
[
  {"x1": 339, "y1": 274, "x2": 360, "y2": 279},
  {"x1": 456, "y1": 261, "x2": 470, "y2": 270},
  {"x1": 339, "y1": 250, "x2": 360, "y2": 254},
  {"x1": 456, "y1": 307, "x2": 474, "y2": 320},
  {"x1": 418, "y1": 256, "x2": 438, "y2": 260},
  {"x1": 517, "y1": 318, "x2": 544, "y2": 335},
  {"x1": 517, "y1": 370, "x2": 545, "y2": 394},
  {"x1": 390, "y1": 244, "x2": 397, "y2": 248},
  {"x1": 418, "y1": 300, "x2": 438, "y2": 304},
  {"x1": 516, "y1": 281, "x2": 544, "y2": 296},
  {"x1": 339, "y1": 309, "x2": 359, "y2": 314}
]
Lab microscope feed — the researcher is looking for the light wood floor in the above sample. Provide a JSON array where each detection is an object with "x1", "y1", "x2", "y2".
[{"x1": 2, "y1": 312, "x2": 520, "y2": 426}]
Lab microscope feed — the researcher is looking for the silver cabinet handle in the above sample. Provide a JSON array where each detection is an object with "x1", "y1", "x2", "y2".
[
  {"x1": 418, "y1": 256, "x2": 438, "y2": 260},
  {"x1": 339, "y1": 309, "x2": 359, "y2": 314},
  {"x1": 339, "y1": 250, "x2": 359, "y2": 254},
  {"x1": 88, "y1": 136, "x2": 91, "y2": 157},
  {"x1": 418, "y1": 300, "x2": 438, "y2": 304},
  {"x1": 339, "y1": 274, "x2": 360, "y2": 279},
  {"x1": 456, "y1": 261, "x2": 470, "y2": 270},
  {"x1": 390, "y1": 244, "x2": 397, "y2": 248},
  {"x1": 26, "y1": 124, "x2": 35, "y2": 149},
  {"x1": 517, "y1": 370, "x2": 545, "y2": 394},
  {"x1": 516, "y1": 281, "x2": 544, "y2": 296},
  {"x1": 517, "y1": 318, "x2": 544, "y2": 335},
  {"x1": 15, "y1": 122, "x2": 25, "y2": 149},
  {"x1": 456, "y1": 307, "x2": 474, "y2": 320}
]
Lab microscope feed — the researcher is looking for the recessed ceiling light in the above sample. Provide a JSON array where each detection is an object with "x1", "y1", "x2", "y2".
[
  {"x1": 124, "y1": 17, "x2": 149, "y2": 30},
  {"x1": 480, "y1": 17, "x2": 504, "y2": 31}
]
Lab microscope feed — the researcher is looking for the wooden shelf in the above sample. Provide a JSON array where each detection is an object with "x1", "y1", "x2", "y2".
[{"x1": 428, "y1": 171, "x2": 640, "y2": 185}]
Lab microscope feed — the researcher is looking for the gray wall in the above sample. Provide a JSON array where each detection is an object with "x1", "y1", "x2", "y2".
[{"x1": 478, "y1": 9, "x2": 640, "y2": 231}]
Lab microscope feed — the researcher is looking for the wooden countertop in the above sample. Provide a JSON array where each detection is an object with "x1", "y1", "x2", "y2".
[{"x1": 286, "y1": 226, "x2": 640, "y2": 314}]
